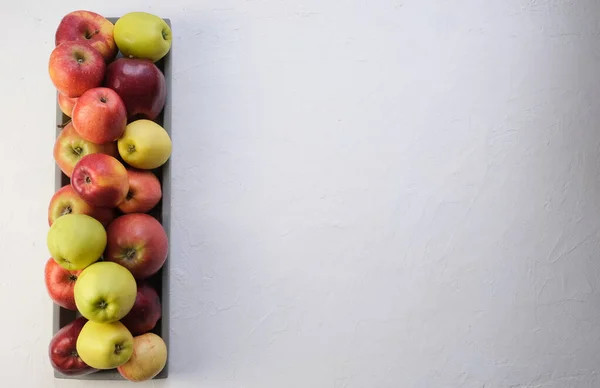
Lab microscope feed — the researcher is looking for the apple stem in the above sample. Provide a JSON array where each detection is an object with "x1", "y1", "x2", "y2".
[
  {"x1": 85, "y1": 29, "x2": 100, "y2": 39},
  {"x1": 60, "y1": 206, "x2": 72, "y2": 216},
  {"x1": 125, "y1": 248, "x2": 137, "y2": 261},
  {"x1": 57, "y1": 119, "x2": 72, "y2": 129},
  {"x1": 72, "y1": 146, "x2": 83, "y2": 156}
]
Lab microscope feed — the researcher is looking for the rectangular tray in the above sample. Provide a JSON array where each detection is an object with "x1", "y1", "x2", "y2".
[{"x1": 52, "y1": 17, "x2": 171, "y2": 380}]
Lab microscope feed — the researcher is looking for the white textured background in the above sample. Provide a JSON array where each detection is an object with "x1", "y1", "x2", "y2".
[{"x1": 2, "y1": 1, "x2": 600, "y2": 387}]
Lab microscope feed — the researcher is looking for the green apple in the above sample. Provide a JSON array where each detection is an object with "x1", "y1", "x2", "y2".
[
  {"x1": 76, "y1": 320, "x2": 134, "y2": 369},
  {"x1": 118, "y1": 119, "x2": 172, "y2": 169},
  {"x1": 74, "y1": 261, "x2": 137, "y2": 323},
  {"x1": 113, "y1": 12, "x2": 172, "y2": 62},
  {"x1": 47, "y1": 213, "x2": 106, "y2": 271}
]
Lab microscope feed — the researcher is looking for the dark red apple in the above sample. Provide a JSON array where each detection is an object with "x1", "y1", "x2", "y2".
[
  {"x1": 118, "y1": 168, "x2": 162, "y2": 214},
  {"x1": 103, "y1": 58, "x2": 166, "y2": 121},
  {"x1": 120, "y1": 282, "x2": 162, "y2": 336},
  {"x1": 49, "y1": 317, "x2": 97, "y2": 376},
  {"x1": 44, "y1": 258, "x2": 80, "y2": 310},
  {"x1": 105, "y1": 213, "x2": 168, "y2": 279}
]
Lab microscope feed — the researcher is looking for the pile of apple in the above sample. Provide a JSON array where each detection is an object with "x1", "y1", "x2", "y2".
[{"x1": 44, "y1": 10, "x2": 172, "y2": 382}]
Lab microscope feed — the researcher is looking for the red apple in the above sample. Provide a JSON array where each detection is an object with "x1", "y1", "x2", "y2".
[
  {"x1": 48, "y1": 41, "x2": 105, "y2": 98},
  {"x1": 105, "y1": 214, "x2": 168, "y2": 280},
  {"x1": 55, "y1": 10, "x2": 118, "y2": 62},
  {"x1": 58, "y1": 93, "x2": 78, "y2": 117},
  {"x1": 44, "y1": 258, "x2": 81, "y2": 310},
  {"x1": 118, "y1": 169, "x2": 162, "y2": 214},
  {"x1": 71, "y1": 153, "x2": 129, "y2": 208},
  {"x1": 53, "y1": 121, "x2": 118, "y2": 178},
  {"x1": 120, "y1": 282, "x2": 162, "y2": 336},
  {"x1": 72, "y1": 87, "x2": 127, "y2": 144},
  {"x1": 48, "y1": 185, "x2": 115, "y2": 228},
  {"x1": 49, "y1": 316, "x2": 97, "y2": 376},
  {"x1": 103, "y1": 58, "x2": 166, "y2": 121}
]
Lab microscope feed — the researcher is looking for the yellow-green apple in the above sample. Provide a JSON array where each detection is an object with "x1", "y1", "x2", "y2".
[
  {"x1": 44, "y1": 257, "x2": 81, "y2": 310},
  {"x1": 105, "y1": 213, "x2": 168, "y2": 280},
  {"x1": 118, "y1": 169, "x2": 162, "y2": 214},
  {"x1": 49, "y1": 41, "x2": 105, "y2": 98},
  {"x1": 47, "y1": 213, "x2": 106, "y2": 271},
  {"x1": 120, "y1": 282, "x2": 161, "y2": 335},
  {"x1": 49, "y1": 317, "x2": 97, "y2": 376},
  {"x1": 104, "y1": 58, "x2": 166, "y2": 120},
  {"x1": 58, "y1": 93, "x2": 78, "y2": 117},
  {"x1": 113, "y1": 12, "x2": 171, "y2": 62},
  {"x1": 117, "y1": 333, "x2": 167, "y2": 382},
  {"x1": 48, "y1": 185, "x2": 115, "y2": 228},
  {"x1": 76, "y1": 320, "x2": 134, "y2": 369},
  {"x1": 118, "y1": 119, "x2": 172, "y2": 169},
  {"x1": 72, "y1": 87, "x2": 127, "y2": 144},
  {"x1": 71, "y1": 153, "x2": 129, "y2": 208},
  {"x1": 74, "y1": 261, "x2": 137, "y2": 323},
  {"x1": 53, "y1": 121, "x2": 118, "y2": 178},
  {"x1": 55, "y1": 10, "x2": 118, "y2": 62}
]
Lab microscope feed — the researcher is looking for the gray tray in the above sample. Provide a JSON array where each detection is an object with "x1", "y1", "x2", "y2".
[{"x1": 52, "y1": 17, "x2": 171, "y2": 380}]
